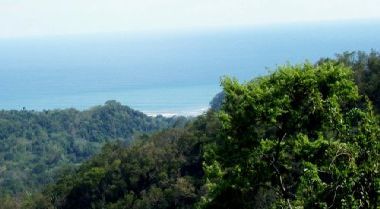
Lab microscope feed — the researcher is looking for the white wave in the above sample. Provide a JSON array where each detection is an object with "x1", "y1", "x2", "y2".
[{"x1": 144, "y1": 107, "x2": 208, "y2": 117}]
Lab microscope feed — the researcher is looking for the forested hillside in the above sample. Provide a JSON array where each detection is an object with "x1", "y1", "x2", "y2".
[
  {"x1": 0, "y1": 51, "x2": 379, "y2": 209},
  {"x1": 43, "y1": 112, "x2": 219, "y2": 209},
  {"x1": 0, "y1": 100, "x2": 187, "y2": 194}
]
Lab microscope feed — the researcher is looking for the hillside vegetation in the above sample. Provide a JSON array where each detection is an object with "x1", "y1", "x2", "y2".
[
  {"x1": 0, "y1": 51, "x2": 379, "y2": 209},
  {"x1": 0, "y1": 100, "x2": 187, "y2": 194}
]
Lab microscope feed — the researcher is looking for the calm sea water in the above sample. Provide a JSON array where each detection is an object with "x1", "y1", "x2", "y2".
[{"x1": 0, "y1": 20, "x2": 379, "y2": 116}]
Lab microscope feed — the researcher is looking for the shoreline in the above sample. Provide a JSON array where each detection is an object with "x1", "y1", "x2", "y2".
[{"x1": 144, "y1": 107, "x2": 208, "y2": 117}]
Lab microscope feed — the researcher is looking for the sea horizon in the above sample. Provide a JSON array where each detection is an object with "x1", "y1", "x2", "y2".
[{"x1": 1, "y1": 20, "x2": 380, "y2": 116}]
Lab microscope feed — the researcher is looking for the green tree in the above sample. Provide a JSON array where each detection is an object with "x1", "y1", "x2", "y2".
[
  {"x1": 44, "y1": 112, "x2": 220, "y2": 209},
  {"x1": 318, "y1": 50, "x2": 380, "y2": 113},
  {"x1": 203, "y1": 62, "x2": 380, "y2": 208},
  {"x1": 0, "y1": 101, "x2": 187, "y2": 195},
  {"x1": 0, "y1": 195, "x2": 20, "y2": 209}
]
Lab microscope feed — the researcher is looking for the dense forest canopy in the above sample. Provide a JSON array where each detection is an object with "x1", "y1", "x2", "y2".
[
  {"x1": 0, "y1": 100, "x2": 187, "y2": 194},
  {"x1": 43, "y1": 112, "x2": 219, "y2": 209},
  {"x1": 203, "y1": 62, "x2": 379, "y2": 208},
  {"x1": 0, "y1": 51, "x2": 379, "y2": 209}
]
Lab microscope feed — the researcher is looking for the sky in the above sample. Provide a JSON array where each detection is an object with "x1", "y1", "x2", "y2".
[{"x1": 0, "y1": 0, "x2": 380, "y2": 38}]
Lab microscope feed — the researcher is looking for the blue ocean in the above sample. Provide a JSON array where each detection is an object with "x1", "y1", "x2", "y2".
[{"x1": 0, "y1": 20, "x2": 379, "y2": 115}]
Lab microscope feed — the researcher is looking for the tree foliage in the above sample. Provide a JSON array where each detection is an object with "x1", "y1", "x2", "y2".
[
  {"x1": 203, "y1": 62, "x2": 380, "y2": 208},
  {"x1": 0, "y1": 100, "x2": 186, "y2": 195},
  {"x1": 319, "y1": 50, "x2": 380, "y2": 113},
  {"x1": 41, "y1": 112, "x2": 219, "y2": 209}
]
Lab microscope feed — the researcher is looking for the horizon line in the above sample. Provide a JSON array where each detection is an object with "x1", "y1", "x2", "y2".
[{"x1": 1, "y1": 17, "x2": 379, "y2": 41}]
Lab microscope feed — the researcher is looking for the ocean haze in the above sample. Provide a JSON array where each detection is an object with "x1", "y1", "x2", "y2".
[{"x1": 0, "y1": 20, "x2": 379, "y2": 115}]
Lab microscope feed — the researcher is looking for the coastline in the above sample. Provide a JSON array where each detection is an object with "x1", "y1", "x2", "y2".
[{"x1": 144, "y1": 107, "x2": 209, "y2": 117}]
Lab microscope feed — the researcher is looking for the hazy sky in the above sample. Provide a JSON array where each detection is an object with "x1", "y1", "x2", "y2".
[{"x1": 0, "y1": 0, "x2": 379, "y2": 38}]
